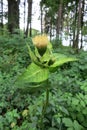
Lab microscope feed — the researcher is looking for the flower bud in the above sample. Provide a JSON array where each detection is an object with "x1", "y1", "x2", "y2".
[{"x1": 32, "y1": 35, "x2": 49, "y2": 56}]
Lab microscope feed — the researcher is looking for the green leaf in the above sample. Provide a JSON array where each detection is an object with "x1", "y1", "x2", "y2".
[
  {"x1": 63, "y1": 118, "x2": 73, "y2": 127},
  {"x1": 35, "y1": 47, "x2": 41, "y2": 59},
  {"x1": 40, "y1": 47, "x2": 52, "y2": 65},
  {"x1": 27, "y1": 44, "x2": 49, "y2": 67},
  {"x1": 27, "y1": 44, "x2": 37, "y2": 62},
  {"x1": 16, "y1": 63, "x2": 49, "y2": 84},
  {"x1": 61, "y1": 106, "x2": 69, "y2": 115},
  {"x1": 81, "y1": 82, "x2": 87, "y2": 92},
  {"x1": 80, "y1": 100, "x2": 85, "y2": 107},
  {"x1": 49, "y1": 53, "x2": 77, "y2": 72},
  {"x1": 47, "y1": 42, "x2": 53, "y2": 50},
  {"x1": 5, "y1": 109, "x2": 19, "y2": 123},
  {"x1": 73, "y1": 120, "x2": 83, "y2": 130},
  {"x1": 72, "y1": 98, "x2": 79, "y2": 106}
]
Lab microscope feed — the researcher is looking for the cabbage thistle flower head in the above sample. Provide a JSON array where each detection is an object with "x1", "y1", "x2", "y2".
[
  {"x1": 32, "y1": 35, "x2": 49, "y2": 48},
  {"x1": 32, "y1": 35, "x2": 49, "y2": 56}
]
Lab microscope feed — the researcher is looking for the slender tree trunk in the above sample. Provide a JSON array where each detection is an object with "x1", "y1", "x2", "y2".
[
  {"x1": 1, "y1": 0, "x2": 3, "y2": 26},
  {"x1": 75, "y1": 0, "x2": 82, "y2": 49},
  {"x1": 8, "y1": 0, "x2": 20, "y2": 34},
  {"x1": 72, "y1": 1, "x2": 78, "y2": 48},
  {"x1": 40, "y1": 2, "x2": 43, "y2": 34},
  {"x1": 50, "y1": 22, "x2": 52, "y2": 41},
  {"x1": 56, "y1": 0, "x2": 63, "y2": 39},
  {"x1": 24, "y1": 0, "x2": 26, "y2": 32},
  {"x1": 0, "y1": 0, "x2": 3, "y2": 33},
  {"x1": 80, "y1": 0, "x2": 85, "y2": 49},
  {"x1": 25, "y1": 0, "x2": 32, "y2": 37},
  {"x1": 29, "y1": 0, "x2": 32, "y2": 37},
  {"x1": 44, "y1": 11, "x2": 50, "y2": 34},
  {"x1": 80, "y1": 31, "x2": 83, "y2": 49}
]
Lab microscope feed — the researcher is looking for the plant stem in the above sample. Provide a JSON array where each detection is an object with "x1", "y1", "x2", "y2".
[
  {"x1": 46, "y1": 88, "x2": 49, "y2": 107},
  {"x1": 40, "y1": 88, "x2": 49, "y2": 130}
]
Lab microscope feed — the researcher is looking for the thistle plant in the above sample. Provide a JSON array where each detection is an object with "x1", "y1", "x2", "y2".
[{"x1": 16, "y1": 34, "x2": 77, "y2": 129}]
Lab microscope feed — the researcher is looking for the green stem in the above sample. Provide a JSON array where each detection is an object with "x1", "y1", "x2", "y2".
[
  {"x1": 40, "y1": 88, "x2": 49, "y2": 130},
  {"x1": 46, "y1": 88, "x2": 49, "y2": 107}
]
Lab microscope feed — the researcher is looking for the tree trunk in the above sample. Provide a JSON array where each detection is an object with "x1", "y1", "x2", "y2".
[
  {"x1": 0, "y1": 0, "x2": 3, "y2": 33},
  {"x1": 25, "y1": 0, "x2": 32, "y2": 37},
  {"x1": 24, "y1": 0, "x2": 26, "y2": 32},
  {"x1": 8, "y1": 0, "x2": 20, "y2": 34},
  {"x1": 56, "y1": 0, "x2": 63, "y2": 39},
  {"x1": 40, "y1": 2, "x2": 43, "y2": 34},
  {"x1": 49, "y1": 22, "x2": 52, "y2": 41},
  {"x1": 75, "y1": 0, "x2": 82, "y2": 50},
  {"x1": 72, "y1": 1, "x2": 78, "y2": 48},
  {"x1": 80, "y1": 0, "x2": 85, "y2": 49}
]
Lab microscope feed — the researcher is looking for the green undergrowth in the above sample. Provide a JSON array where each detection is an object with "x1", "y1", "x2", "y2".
[{"x1": 0, "y1": 35, "x2": 87, "y2": 130}]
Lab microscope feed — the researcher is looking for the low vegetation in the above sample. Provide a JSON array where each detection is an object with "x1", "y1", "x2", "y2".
[{"x1": 0, "y1": 34, "x2": 87, "y2": 130}]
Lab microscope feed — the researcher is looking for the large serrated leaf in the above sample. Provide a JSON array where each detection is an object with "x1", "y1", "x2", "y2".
[
  {"x1": 49, "y1": 53, "x2": 77, "y2": 71},
  {"x1": 16, "y1": 63, "x2": 49, "y2": 84}
]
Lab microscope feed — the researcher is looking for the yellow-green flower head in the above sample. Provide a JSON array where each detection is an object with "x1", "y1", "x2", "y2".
[
  {"x1": 11, "y1": 122, "x2": 16, "y2": 128},
  {"x1": 32, "y1": 35, "x2": 49, "y2": 49},
  {"x1": 22, "y1": 109, "x2": 29, "y2": 117}
]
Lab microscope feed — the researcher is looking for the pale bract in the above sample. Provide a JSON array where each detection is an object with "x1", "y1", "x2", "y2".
[{"x1": 32, "y1": 35, "x2": 49, "y2": 48}]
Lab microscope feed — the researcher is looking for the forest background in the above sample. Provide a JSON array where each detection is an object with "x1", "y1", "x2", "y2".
[
  {"x1": 1, "y1": 0, "x2": 87, "y2": 50},
  {"x1": 0, "y1": 0, "x2": 87, "y2": 130}
]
